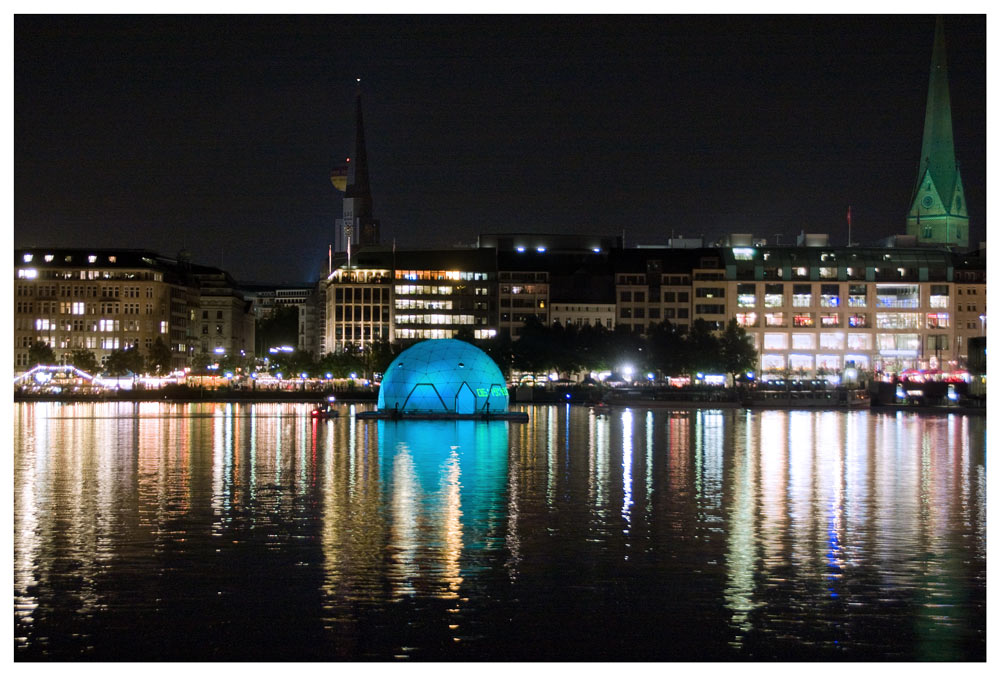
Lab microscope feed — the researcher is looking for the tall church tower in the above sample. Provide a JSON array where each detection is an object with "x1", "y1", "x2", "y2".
[
  {"x1": 906, "y1": 17, "x2": 969, "y2": 248},
  {"x1": 333, "y1": 88, "x2": 381, "y2": 253}
]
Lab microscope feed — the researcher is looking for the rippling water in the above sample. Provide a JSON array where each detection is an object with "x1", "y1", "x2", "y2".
[{"x1": 14, "y1": 402, "x2": 986, "y2": 661}]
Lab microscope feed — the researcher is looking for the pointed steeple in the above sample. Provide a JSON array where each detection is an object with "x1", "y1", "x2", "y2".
[
  {"x1": 345, "y1": 89, "x2": 372, "y2": 212},
  {"x1": 336, "y1": 82, "x2": 380, "y2": 252},
  {"x1": 906, "y1": 17, "x2": 968, "y2": 248},
  {"x1": 918, "y1": 17, "x2": 957, "y2": 202}
]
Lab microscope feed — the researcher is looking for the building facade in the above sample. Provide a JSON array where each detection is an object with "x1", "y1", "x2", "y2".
[
  {"x1": 14, "y1": 249, "x2": 196, "y2": 371},
  {"x1": 190, "y1": 265, "x2": 255, "y2": 359},
  {"x1": 321, "y1": 239, "x2": 983, "y2": 380}
]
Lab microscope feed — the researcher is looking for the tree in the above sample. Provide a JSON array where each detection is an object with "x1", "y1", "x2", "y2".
[
  {"x1": 718, "y1": 319, "x2": 758, "y2": 382},
  {"x1": 255, "y1": 305, "x2": 299, "y2": 354},
  {"x1": 104, "y1": 346, "x2": 145, "y2": 377},
  {"x1": 683, "y1": 319, "x2": 721, "y2": 377},
  {"x1": 146, "y1": 336, "x2": 173, "y2": 375},
  {"x1": 27, "y1": 340, "x2": 56, "y2": 365},
  {"x1": 647, "y1": 321, "x2": 687, "y2": 377},
  {"x1": 68, "y1": 348, "x2": 99, "y2": 375}
]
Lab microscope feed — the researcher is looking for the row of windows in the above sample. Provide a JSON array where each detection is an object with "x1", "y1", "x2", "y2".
[
  {"x1": 16, "y1": 301, "x2": 160, "y2": 316},
  {"x1": 395, "y1": 314, "x2": 479, "y2": 325},
  {"x1": 334, "y1": 306, "x2": 392, "y2": 322},
  {"x1": 759, "y1": 332, "x2": 951, "y2": 353},
  {"x1": 395, "y1": 270, "x2": 490, "y2": 282},
  {"x1": 620, "y1": 307, "x2": 690, "y2": 320},
  {"x1": 333, "y1": 325, "x2": 390, "y2": 341},
  {"x1": 16, "y1": 268, "x2": 163, "y2": 282},
  {"x1": 334, "y1": 287, "x2": 390, "y2": 303},
  {"x1": 500, "y1": 285, "x2": 546, "y2": 295}
]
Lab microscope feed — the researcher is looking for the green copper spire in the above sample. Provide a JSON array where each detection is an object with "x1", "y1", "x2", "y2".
[{"x1": 906, "y1": 17, "x2": 968, "y2": 248}]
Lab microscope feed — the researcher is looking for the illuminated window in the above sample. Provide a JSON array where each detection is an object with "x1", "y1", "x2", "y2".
[
  {"x1": 820, "y1": 313, "x2": 840, "y2": 327},
  {"x1": 877, "y1": 333, "x2": 919, "y2": 354},
  {"x1": 793, "y1": 313, "x2": 814, "y2": 327},
  {"x1": 761, "y1": 354, "x2": 785, "y2": 371},
  {"x1": 763, "y1": 333, "x2": 788, "y2": 350},
  {"x1": 816, "y1": 354, "x2": 840, "y2": 371},
  {"x1": 791, "y1": 333, "x2": 816, "y2": 350},
  {"x1": 160, "y1": 321, "x2": 168, "y2": 334},
  {"x1": 819, "y1": 332, "x2": 845, "y2": 350},
  {"x1": 788, "y1": 354, "x2": 814, "y2": 372},
  {"x1": 764, "y1": 284, "x2": 783, "y2": 307},
  {"x1": 764, "y1": 312, "x2": 785, "y2": 327},
  {"x1": 848, "y1": 314, "x2": 868, "y2": 328},
  {"x1": 876, "y1": 312, "x2": 920, "y2": 329},
  {"x1": 819, "y1": 284, "x2": 840, "y2": 307},
  {"x1": 736, "y1": 312, "x2": 758, "y2": 327},
  {"x1": 792, "y1": 284, "x2": 812, "y2": 307},
  {"x1": 926, "y1": 313, "x2": 950, "y2": 328},
  {"x1": 17, "y1": 269, "x2": 38, "y2": 279},
  {"x1": 22, "y1": 254, "x2": 33, "y2": 262},
  {"x1": 875, "y1": 284, "x2": 919, "y2": 308}
]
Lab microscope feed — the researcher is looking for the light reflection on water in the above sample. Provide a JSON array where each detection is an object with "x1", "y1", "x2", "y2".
[{"x1": 13, "y1": 402, "x2": 985, "y2": 661}]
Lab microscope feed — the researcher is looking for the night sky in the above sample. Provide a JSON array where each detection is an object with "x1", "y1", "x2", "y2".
[{"x1": 15, "y1": 14, "x2": 986, "y2": 284}]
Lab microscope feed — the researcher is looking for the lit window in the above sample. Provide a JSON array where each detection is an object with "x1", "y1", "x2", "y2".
[
  {"x1": 23, "y1": 253, "x2": 32, "y2": 262},
  {"x1": 44, "y1": 254, "x2": 54, "y2": 262},
  {"x1": 819, "y1": 332, "x2": 844, "y2": 350},
  {"x1": 791, "y1": 333, "x2": 816, "y2": 350},
  {"x1": 763, "y1": 333, "x2": 788, "y2": 350},
  {"x1": 88, "y1": 255, "x2": 97, "y2": 263},
  {"x1": 847, "y1": 334, "x2": 872, "y2": 350}
]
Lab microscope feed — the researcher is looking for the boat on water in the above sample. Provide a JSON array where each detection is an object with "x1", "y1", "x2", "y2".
[{"x1": 309, "y1": 396, "x2": 339, "y2": 419}]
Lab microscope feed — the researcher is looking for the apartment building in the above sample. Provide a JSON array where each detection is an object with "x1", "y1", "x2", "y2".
[
  {"x1": 14, "y1": 249, "x2": 196, "y2": 371},
  {"x1": 392, "y1": 249, "x2": 497, "y2": 343},
  {"x1": 323, "y1": 248, "x2": 393, "y2": 354},
  {"x1": 189, "y1": 265, "x2": 255, "y2": 358}
]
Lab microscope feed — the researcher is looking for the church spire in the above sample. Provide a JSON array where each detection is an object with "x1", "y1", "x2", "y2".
[
  {"x1": 335, "y1": 81, "x2": 380, "y2": 252},
  {"x1": 918, "y1": 16, "x2": 957, "y2": 202},
  {"x1": 345, "y1": 86, "x2": 372, "y2": 212},
  {"x1": 906, "y1": 17, "x2": 968, "y2": 248}
]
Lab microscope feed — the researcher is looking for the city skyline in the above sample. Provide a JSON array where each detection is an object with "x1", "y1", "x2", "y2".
[{"x1": 15, "y1": 14, "x2": 986, "y2": 284}]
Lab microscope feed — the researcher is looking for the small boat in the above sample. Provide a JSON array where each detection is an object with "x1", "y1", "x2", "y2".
[
  {"x1": 310, "y1": 396, "x2": 339, "y2": 419},
  {"x1": 590, "y1": 401, "x2": 611, "y2": 416}
]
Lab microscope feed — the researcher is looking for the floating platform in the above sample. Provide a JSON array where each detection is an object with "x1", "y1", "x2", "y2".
[{"x1": 356, "y1": 410, "x2": 528, "y2": 422}]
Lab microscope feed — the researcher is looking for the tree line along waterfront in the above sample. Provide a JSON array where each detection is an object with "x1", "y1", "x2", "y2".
[{"x1": 22, "y1": 313, "x2": 760, "y2": 388}]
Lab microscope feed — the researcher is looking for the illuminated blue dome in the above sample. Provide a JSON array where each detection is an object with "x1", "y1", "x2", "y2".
[{"x1": 377, "y1": 339, "x2": 509, "y2": 414}]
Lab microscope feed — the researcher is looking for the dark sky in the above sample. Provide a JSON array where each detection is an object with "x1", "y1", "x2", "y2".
[{"x1": 15, "y1": 14, "x2": 986, "y2": 284}]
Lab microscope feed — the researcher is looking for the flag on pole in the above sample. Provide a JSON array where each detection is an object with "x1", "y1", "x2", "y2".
[{"x1": 847, "y1": 205, "x2": 853, "y2": 246}]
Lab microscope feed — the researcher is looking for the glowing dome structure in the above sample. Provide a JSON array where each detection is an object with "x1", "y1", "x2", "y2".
[{"x1": 377, "y1": 339, "x2": 509, "y2": 414}]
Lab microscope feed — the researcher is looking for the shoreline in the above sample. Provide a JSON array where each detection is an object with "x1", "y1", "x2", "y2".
[{"x1": 12, "y1": 392, "x2": 985, "y2": 415}]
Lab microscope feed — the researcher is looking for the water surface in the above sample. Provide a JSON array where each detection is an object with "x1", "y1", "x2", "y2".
[{"x1": 14, "y1": 402, "x2": 986, "y2": 660}]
